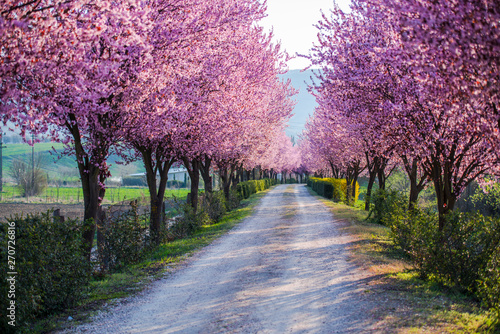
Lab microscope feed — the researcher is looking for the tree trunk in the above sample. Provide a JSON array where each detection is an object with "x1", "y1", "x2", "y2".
[
  {"x1": 346, "y1": 160, "x2": 365, "y2": 206},
  {"x1": 377, "y1": 165, "x2": 387, "y2": 191},
  {"x1": 219, "y1": 166, "x2": 231, "y2": 200},
  {"x1": 429, "y1": 159, "x2": 456, "y2": 231},
  {"x1": 69, "y1": 119, "x2": 107, "y2": 263},
  {"x1": 200, "y1": 156, "x2": 213, "y2": 194},
  {"x1": 364, "y1": 153, "x2": 379, "y2": 211},
  {"x1": 402, "y1": 156, "x2": 427, "y2": 210},
  {"x1": 231, "y1": 164, "x2": 241, "y2": 190},
  {"x1": 365, "y1": 172, "x2": 377, "y2": 211},
  {"x1": 184, "y1": 158, "x2": 201, "y2": 211},
  {"x1": 139, "y1": 147, "x2": 175, "y2": 245},
  {"x1": 81, "y1": 168, "x2": 101, "y2": 262}
]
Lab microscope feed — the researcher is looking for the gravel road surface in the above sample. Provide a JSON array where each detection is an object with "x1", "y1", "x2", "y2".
[{"x1": 64, "y1": 184, "x2": 380, "y2": 333}]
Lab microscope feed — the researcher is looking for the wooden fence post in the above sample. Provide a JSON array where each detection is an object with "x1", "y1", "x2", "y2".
[{"x1": 53, "y1": 209, "x2": 65, "y2": 223}]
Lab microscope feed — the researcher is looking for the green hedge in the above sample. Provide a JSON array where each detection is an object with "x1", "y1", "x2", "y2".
[
  {"x1": 0, "y1": 212, "x2": 91, "y2": 332},
  {"x1": 97, "y1": 206, "x2": 148, "y2": 273},
  {"x1": 307, "y1": 177, "x2": 359, "y2": 204},
  {"x1": 236, "y1": 178, "x2": 277, "y2": 200},
  {"x1": 122, "y1": 176, "x2": 147, "y2": 187},
  {"x1": 388, "y1": 206, "x2": 500, "y2": 316}
]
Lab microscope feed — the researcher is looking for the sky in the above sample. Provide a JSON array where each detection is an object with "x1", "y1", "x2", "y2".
[{"x1": 259, "y1": 0, "x2": 351, "y2": 70}]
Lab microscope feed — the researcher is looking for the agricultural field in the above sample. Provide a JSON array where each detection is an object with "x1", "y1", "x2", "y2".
[
  {"x1": 0, "y1": 185, "x2": 189, "y2": 204},
  {"x1": 0, "y1": 186, "x2": 189, "y2": 223}
]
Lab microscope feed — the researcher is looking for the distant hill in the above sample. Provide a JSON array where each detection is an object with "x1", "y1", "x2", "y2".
[
  {"x1": 1, "y1": 142, "x2": 145, "y2": 182},
  {"x1": 280, "y1": 69, "x2": 318, "y2": 139}
]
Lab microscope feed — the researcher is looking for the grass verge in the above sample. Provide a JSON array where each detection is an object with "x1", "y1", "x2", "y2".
[
  {"x1": 307, "y1": 186, "x2": 499, "y2": 333},
  {"x1": 32, "y1": 189, "x2": 270, "y2": 333}
]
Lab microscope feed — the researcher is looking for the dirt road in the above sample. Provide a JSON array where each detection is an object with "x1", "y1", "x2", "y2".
[{"x1": 66, "y1": 184, "x2": 380, "y2": 333}]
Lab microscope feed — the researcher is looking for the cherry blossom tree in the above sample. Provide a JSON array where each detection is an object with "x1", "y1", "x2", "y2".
[
  {"x1": 360, "y1": 0, "x2": 500, "y2": 227},
  {"x1": 1, "y1": 0, "x2": 155, "y2": 258},
  {"x1": 307, "y1": 0, "x2": 499, "y2": 226},
  {"x1": 122, "y1": 0, "x2": 269, "y2": 241}
]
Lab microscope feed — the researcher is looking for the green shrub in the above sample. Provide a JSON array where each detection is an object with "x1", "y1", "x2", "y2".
[
  {"x1": 10, "y1": 158, "x2": 48, "y2": 197},
  {"x1": 98, "y1": 206, "x2": 148, "y2": 272},
  {"x1": 236, "y1": 183, "x2": 245, "y2": 199},
  {"x1": 478, "y1": 248, "x2": 500, "y2": 318},
  {"x1": 369, "y1": 188, "x2": 407, "y2": 225},
  {"x1": 389, "y1": 209, "x2": 500, "y2": 293},
  {"x1": 225, "y1": 189, "x2": 240, "y2": 211},
  {"x1": 0, "y1": 212, "x2": 90, "y2": 332},
  {"x1": 122, "y1": 176, "x2": 147, "y2": 187},
  {"x1": 248, "y1": 182, "x2": 257, "y2": 196},
  {"x1": 168, "y1": 204, "x2": 211, "y2": 239},
  {"x1": 204, "y1": 190, "x2": 227, "y2": 223},
  {"x1": 236, "y1": 179, "x2": 275, "y2": 200},
  {"x1": 307, "y1": 177, "x2": 358, "y2": 205},
  {"x1": 436, "y1": 212, "x2": 500, "y2": 290},
  {"x1": 166, "y1": 180, "x2": 186, "y2": 188},
  {"x1": 345, "y1": 180, "x2": 360, "y2": 205},
  {"x1": 472, "y1": 182, "x2": 500, "y2": 218},
  {"x1": 388, "y1": 206, "x2": 439, "y2": 272},
  {"x1": 329, "y1": 178, "x2": 348, "y2": 203},
  {"x1": 322, "y1": 182, "x2": 333, "y2": 199}
]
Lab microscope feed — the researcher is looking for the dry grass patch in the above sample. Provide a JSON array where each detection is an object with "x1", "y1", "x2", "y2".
[{"x1": 307, "y1": 187, "x2": 408, "y2": 275}]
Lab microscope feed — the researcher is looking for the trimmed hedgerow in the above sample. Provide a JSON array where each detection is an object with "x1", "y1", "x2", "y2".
[
  {"x1": 97, "y1": 205, "x2": 148, "y2": 273},
  {"x1": 236, "y1": 178, "x2": 277, "y2": 200},
  {"x1": 307, "y1": 177, "x2": 359, "y2": 205},
  {"x1": 0, "y1": 212, "x2": 91, "y2": 332}
]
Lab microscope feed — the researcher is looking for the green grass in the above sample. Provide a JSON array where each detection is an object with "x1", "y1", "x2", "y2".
[
  {"x1": 307, "y1": 185, "x2": 499, "y2": 333},
  {"x1": 1, "y1": 185, "x2": 189, "y2": 204},
  {"x1": 33, "y1": 188, "x2": 270, "y2": 333},
  {"x1": 1, "y1": 142, "x2": 146, "y2": 180},
  {"x1": 2, "y1": 142, "x2": 65, "y2": 156}
]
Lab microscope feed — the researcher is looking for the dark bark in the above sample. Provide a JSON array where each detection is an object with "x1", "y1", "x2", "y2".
[
  {"x1": 365, "y1": 172, "x2": 377, "y2": 211},
  {"x1": 81, "y1": 167, "x2": 100, "y2": 262},
  {"x1": 377, "y1": 160, "x2": 388, "y2": 191},
  {"x1": 184, "y1": 158, "x2": 201, "y2": 211},
  {"x1": 422, "y1": 139, "x2": 486, "y2": 231},
  {"x1": 364, "y1": 153, "x2": 379, "y2": 211},
  {"x1": 200, "y1": 156, "x2": 213, "y2": 194},
  {"x1": 231, "y1": 164, "x2": 240, "y2": 190},
  {"x1": 218, "y1": 162, "x2": 238, "y2": 199},
  {"x1": 345, "y1": 160, "x2": 366, "y2": 206},
  {"x1": 330, "y1": 161, "x2": 343, "y2": 179},
  {"x1": 138, "y1": 146, "x2": 175, "y2": 245},
  {"x1": 401, "y1": 156, "x2": 427, "y2": 210},
  {"x1": 66, "y1": 116, "x2": 108, "y2": 262},
  {"x1": 219, "y1": 166, "x2": 231, "y2": 199},
  {"x1": 431, "y1": 159, "x2": 453, "y2": 231}
]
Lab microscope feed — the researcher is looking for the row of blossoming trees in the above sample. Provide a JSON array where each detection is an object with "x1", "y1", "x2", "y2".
[
  {"x1": 0, "y1": 0, "x2": 301, "y2": 254},
  {"x1": 300, "y1": 0, "x2": 500, "y2": 228}
]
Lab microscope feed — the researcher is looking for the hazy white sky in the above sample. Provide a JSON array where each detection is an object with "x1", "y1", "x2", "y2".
[{"x1": 259, "y1": 0, "x2": 351, "y2": 70}]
